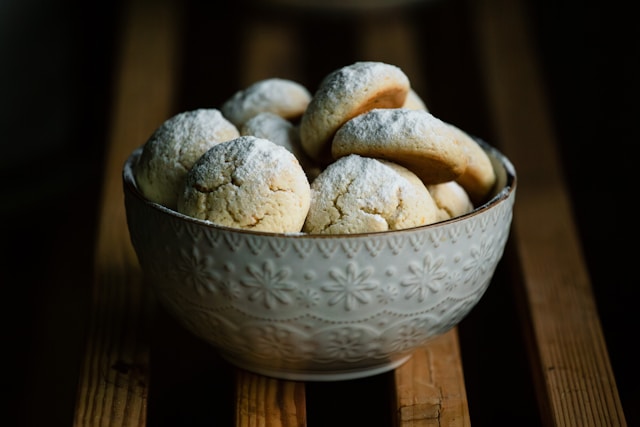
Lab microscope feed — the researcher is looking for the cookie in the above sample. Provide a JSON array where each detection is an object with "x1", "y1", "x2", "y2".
[
  {"x1": 302, "y1": 154, "x2": 438, "y2": 234},
  {"x1": 331, "y1": 108, "x2": 468, "y2": 185},
  {"x1": 447, "y1": 123, "x2": 497, "y2": 205},
  {"x1": 427, "y1": 181, "x2": 474, "y2": 221},
  {"x1": 177, "y1": 136, "x2": 311, "y2": 233},
  {"x1": 220, "y1": 78, "x2": 312, "y2": 127},
  {"x1": 240, "y1": 112, "x2": 321, "y2": 180},
  {"x1": 240, "y1": 112, "x2": 299, "y2": 154},
  {"x1": 403, "y1": 88, "x2": 428, "y2": 111},
  {"x1": 299, "y1": 61, "x2": 410, "y2": 165},
  {"x1": 134, "y1": 108, "x2": 240, "y2": 209}
]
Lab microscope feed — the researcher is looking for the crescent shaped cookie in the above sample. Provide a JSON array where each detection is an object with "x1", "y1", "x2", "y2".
[
  {"x1": 331, "y1": 108, "x2": 468, "y2": 184},
  {"x1": 447, "y1": 123, "x2": 497, "y2": 205},
  {"x1": 299, "y1": 61, "x2": 410, "y2": 165}
]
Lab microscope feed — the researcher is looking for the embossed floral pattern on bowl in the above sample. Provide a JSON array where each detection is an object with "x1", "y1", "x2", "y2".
[{"x1": 123, "y1": 139, "x2": 516, "y2": 381}]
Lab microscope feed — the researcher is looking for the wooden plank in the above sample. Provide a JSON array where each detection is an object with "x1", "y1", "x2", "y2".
[
  {"x1": 393, "y1": 330, "x2": 470, "y2": 427},
  {"x1": 235, "y1": 370, "x2": 307, "y2": 427},
  {"x1": 471, "y1": 0, "x2": 627, "y2": 425},
  {"x1": 72, "y1": 0, "x2": 182, "y2": 425}
]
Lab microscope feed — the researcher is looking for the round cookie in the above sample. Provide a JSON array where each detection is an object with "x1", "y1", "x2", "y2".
[
  {"x1": 299, "y1": 61, "x2": 410, "y2": 165},
  {"x1": 426, "y1": 181, "x2": 474, "y2": 222},
  {"x1": 220, "y1": 78, "x2": 312, "y2": 127},
  {"x1": 135, "y1": 108, "x2": 240, "y2": 209},
  {"x1": 331, "y1": 108, "x2": 468, "y2": 185},
  {"x1": 240, "y1": 112, "x2": 321, "y2": 181},
  {"x1": 447, "y1": 123, "x2": 497, "y2": 205},
  {"x1": 302, "y1": 154, "x2": 438, "y2": 234},
  {"x1": 240, "y1": 112, "x2": 299, "y2": 153},
  {"x1": 177, "y1": 136, "x2": 311, "y2": 233}
]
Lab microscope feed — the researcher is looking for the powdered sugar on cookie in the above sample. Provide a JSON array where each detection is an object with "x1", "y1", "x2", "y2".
[
  {"x1": 177, "y1": 136, "x2": 311, "y2": 233},
  {"x1": 134, "y1": 61, "x2": 494, "y2": 234},
  {"x1": 332, "y1": 108, "x2": 468, "y2": 184},
  {"x1": 135, "y1": 108, "x2": 240, "y2": 209},
  {"x1": 300, "y1": 61, "x2": 410, "y2": 165},
  {"x1": 302, "y1": 154, "x2": 438, "y2": 234},
  {"x1": 240, "y1": 112, "x2": 321, "y2": 181},
  {"x1": 221, "y1": 78, "x2": 312, "y2": 127}
]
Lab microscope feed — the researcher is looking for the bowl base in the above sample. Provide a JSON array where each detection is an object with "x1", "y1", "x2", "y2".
[{"x1": 219, "y1": 353, "x2": 414, "y2": 382}]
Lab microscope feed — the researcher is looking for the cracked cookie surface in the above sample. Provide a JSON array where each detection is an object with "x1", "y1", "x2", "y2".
[
  {"x1": 135, "y1": 108, "x2": 239, "y2": 209},
  {"x1": 177, "y1": 136, "x2": 311, "y2": 233},
  {"x1": 302, "y1": 154, "x2": 437, "y2": 234}
]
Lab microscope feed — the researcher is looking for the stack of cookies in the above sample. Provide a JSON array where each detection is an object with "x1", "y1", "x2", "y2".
[{"x1": 134, "y1": 61, "x2": 496, "y2": 234}]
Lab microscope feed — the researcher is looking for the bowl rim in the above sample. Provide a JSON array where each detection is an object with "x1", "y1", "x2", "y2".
[{"x1": 123, "y1": 138, "x2": 517, "y2": 238}]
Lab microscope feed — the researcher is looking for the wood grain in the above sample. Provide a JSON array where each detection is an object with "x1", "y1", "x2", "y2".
[
  {"x1": 471, "y1": 0, "x2": 627, "y2": 425},
  {"x1": 70, "y1": 0, "x2": 629, "y2": 425},
  {"x1": 393, "y1": 330, "x2": 470, "y2": 427},
  {"x1": 235, "y1": 370, "x2": 307, "y2": 427},
  {"x1": 72, "y1": 0, "x2": 182, "y2": 425}
]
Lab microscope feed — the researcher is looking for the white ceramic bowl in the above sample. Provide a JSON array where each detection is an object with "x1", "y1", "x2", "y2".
[{"x1": 123, "y1": 139, "x2": 516, "y2": 381}]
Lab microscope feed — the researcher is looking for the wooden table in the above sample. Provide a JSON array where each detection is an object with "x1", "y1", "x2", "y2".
[{"x1": 71, "y1": 0, "x2": 629, "y2": 425}]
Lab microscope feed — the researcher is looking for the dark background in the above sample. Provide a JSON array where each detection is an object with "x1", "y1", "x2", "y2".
[{"x1": 1, "y1": 0, "x2": 637, "y2": 425}]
